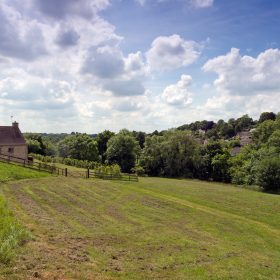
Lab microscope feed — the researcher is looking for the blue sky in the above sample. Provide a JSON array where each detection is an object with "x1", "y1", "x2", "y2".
[{"x1": 0, "y1": 0, "x2": 279, "y2": 133}]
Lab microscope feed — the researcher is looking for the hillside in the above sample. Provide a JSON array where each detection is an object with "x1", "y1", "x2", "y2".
[
  {"x1": 1, "y1": 175, "x2": 280, "y2": 279},
  {"x1": 0, "y1": 162, "x2": 49, "y2": 182}
]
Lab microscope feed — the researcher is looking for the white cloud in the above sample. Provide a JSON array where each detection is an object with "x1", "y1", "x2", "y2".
[
  {"x1": 0, "y1": 70, "x2": 75, "y2": 110},
  {"x1": 124, "y1": 51, "x2": 147, "y2": 78},
  {"x1": 82, "y1": 46, "x2": 125, "y2": 79},
  {"x1": 191, "y1": 0, "x2": 214, "y2": 8},
  {"x1": 162, "y1": 75, "x2": 193, "y2": 106},
  {"x1": 55, "y1": 28, "x2": 80, "y2": 47},
  {"x1": 0, "y1": 3, "x2": 47, "y2": 61},
  {"x1": 32, "y1": 0, "x2": 110, "y2": 19},
  {"x1": 146, "y1": 34, "x2": 201, "y2": 71},
  {"x1": 203, "y1": 48, "x2": 280, "y2": 96},
  {"x1": 200, "y1": 48, "x2": 280, "y2": 121},
  {"x1": 135, "y1": 0, "x2": 146, "y2": 6},
  {"x1": 104, "y1": 79, "x2": 145, "y2": 97}
]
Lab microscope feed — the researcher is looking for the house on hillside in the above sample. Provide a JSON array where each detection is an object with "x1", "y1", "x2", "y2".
[
  {"x1": 0, "y1": 122, "x2": 28, "y2": 160},
  {"x1": 237, "y1": 130, "x2": 252, "y2": 146},
  {"x1": 230, "y1": 129, "x2": 253, "y2": 157}
]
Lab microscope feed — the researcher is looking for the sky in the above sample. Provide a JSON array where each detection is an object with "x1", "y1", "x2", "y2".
[{"x1": 0, "y1": 0, "x2": 280, "y2": 133}]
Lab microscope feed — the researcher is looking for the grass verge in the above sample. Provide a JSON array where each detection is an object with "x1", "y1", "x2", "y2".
[
  {"x1": 0, "y1": 162, "x2": 49, "y2": 183},
  {"x1": 0, "y1": 162, "x2": 48, "y2": 265},
  {"x1": 0, "y1": 194, "x2": 31, "y2": 264}
]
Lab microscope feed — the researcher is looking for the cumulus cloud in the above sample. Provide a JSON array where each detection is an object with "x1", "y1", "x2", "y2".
[
  {"x1": 146, "y1": 34, "x2": 201, "y2": 71},
  {"x1": 162, "y1": 75, "x2": 193, "y2": 106},
  {"x1": 135, "y1": 0, "x2": 146, "y2": 6},
  {"x1": 0, "y1": 4, "x2": 47, "y2": 61},
  {"x1": 82, "y1": 46, "x2": 125, "y2": 79},
  {"x1": 0, "y1": 71, "x2": 75, "y2": 111},
  {"x1": 33, "y1": 0, "x2": 110, "y2": 19},
  {"x1": 191, "y1": 0, "x2": 214, "y2": 8},
  {"x1": 203, "y1": 48, "x2": 280, "y2": 96},
  {"x1": 104, "y1": 79, "x2": 145, "y2": 97},
  {"x1": 55, "y1": 28, "x2": 80, "y2": 47},
  {"x1": 82, "y1": 46, "x2": 146, "y2": 96},
  {"x1": 124, "y1": 51, "x2": 146, "y2": 77}
]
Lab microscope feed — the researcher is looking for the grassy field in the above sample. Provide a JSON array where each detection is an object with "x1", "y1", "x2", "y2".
[
  {"x1": 0, "y1": 167, "x2": 279, "y2": 280},
  {"x1": 0, "y1": 162, "x2": 49, "y2": 182},
  {"x1": 0, "y1": 162, "x2": 49, "y2": 267}
]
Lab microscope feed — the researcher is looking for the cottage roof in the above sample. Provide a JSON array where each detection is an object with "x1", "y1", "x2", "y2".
[{"x1": 0, "y1": 123, "x2": 26, "y2": 145}]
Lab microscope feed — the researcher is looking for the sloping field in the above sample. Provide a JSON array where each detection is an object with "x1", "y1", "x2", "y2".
[
  {"x1": 0, "y1": 162, "x2": 49, "y2": 182},
  {"x1": 1, "y1": 175, "x2": 280, "y2": 279}
]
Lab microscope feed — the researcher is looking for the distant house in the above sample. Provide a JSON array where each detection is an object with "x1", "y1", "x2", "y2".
[
  {"x1": 0, "y1": 122, "x2": 28, "y2": 160},
  {"x1": 230, "y1": 130, "x2": 253, "y2": 157},
  {"x1": 237, "y1": 130, "x2": 252, "y2": 146}
]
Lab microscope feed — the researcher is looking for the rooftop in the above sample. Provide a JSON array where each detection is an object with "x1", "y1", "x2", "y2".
[{"x1": 0, "y1": 122, "x2": 26, "y2": 145}]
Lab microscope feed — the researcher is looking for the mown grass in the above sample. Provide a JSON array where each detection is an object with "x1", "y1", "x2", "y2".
[
  {"x1": 0, "y1": 194, "x2": 31, "y2": 264},
  {"x1": 0, "y1": 162, "x2": 49, "y2": 266},
  {"x1": 1, "y1": 176, "x2": 280, "y2": 279},
  {"x1": 0, "y1": 162, "x2": 49, "y2": 183}
]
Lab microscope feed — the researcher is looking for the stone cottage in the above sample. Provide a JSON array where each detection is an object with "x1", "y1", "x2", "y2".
[{"x1": 0, "y1": 122, "x2": 28, "y2": 160}]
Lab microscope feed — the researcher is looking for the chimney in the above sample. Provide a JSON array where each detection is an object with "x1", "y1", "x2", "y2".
[{"x1": 12, "y1": 121, "x2": 19, "y2": 128}]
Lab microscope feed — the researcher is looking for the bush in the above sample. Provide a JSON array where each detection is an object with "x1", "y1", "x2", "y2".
[{"x1": 256, "y1": 157, "x2": 280, "y2": 192}]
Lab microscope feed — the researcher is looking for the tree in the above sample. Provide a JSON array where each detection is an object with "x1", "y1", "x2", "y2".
[
  {"x1": 27, "y1": 139, "x2": 42, "y2": 154},
  {"x1": 140, "y1": 130, "x2": 200, "y2": 178},
  {"x1": 252, "y1": 120, "x2": 276, "y2": 145},
  {"x1": 58, "y1": 134, "x2": 99, "y2": 161},
  {"x1": 132, "y1": 131, "x2": 146, "y2": 149},
  {"x1": 256, "y1": 157, "x2": 280, "y2": 192},
  {"x1": 106, "y1": 130, "x2": 140, "y2": 173},
  {"x1": 211, "y1": 152, "x2": 231, "y2": 182},
  {"x1": 139, "y1": 135, "x2": 164, "y2": 176},
  {"x1": 259, "y1": 112, "x2": 276, "y2": 123},
  {"x1": 25, "y1": 134, "x2": 47, "y2": 155},
  {"x1": 268, "y1": 130, "x2": 280, "y2": 151},
  {"x1": 235, "y1": 114, "x2": 254, "y2": 133},
  {"x1": 96, "y1": 130, "x2": 115, "y2": 163}
]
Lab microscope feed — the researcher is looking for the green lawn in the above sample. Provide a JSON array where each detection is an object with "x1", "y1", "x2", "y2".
[
  {"x1": 0, "y1": 162, "x2": 49, "y2": 267},
  {"x1": 0, "y1": 162, "x2": 49, "y2": 182},
  {"x1": 0, "y1": 173, "x2": 279, "y2": 279}
]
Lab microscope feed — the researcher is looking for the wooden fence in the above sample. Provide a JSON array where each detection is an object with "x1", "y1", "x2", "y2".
[{"x1": 0, "y1": 153, "x2": 138, "y2": 182}]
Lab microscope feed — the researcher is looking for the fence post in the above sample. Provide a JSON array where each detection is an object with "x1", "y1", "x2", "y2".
[
  {"x1": 87, "y1": 168, "x2": 89, "y2": 179},
  {"x1": 65, "y1": 168, "x2": 67, "y2": 177}
]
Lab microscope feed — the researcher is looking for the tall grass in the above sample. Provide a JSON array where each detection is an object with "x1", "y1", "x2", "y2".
[{"x1": 0, "y1": 194, "x2": 31, "y2": 264}]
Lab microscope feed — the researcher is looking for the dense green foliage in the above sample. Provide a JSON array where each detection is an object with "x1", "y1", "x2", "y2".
[
  {"x1": 23, "y1": 112, "x2": 280, "y2": 192},
  {"x1": 58, "y1": 134, "x2": 99, "y2": 161},
  {"x1": 106, "y1": 129, "x2": 140, "y2": 173},
  {"x1": 96, "y1": 130, "x2": 115, "y2": 163},
  {"x1": 30, "y1": 154, "x2": 121, "y2": 175},
  {"x1": 140, "y1": 130, "x2": 200, "y2": 177}
]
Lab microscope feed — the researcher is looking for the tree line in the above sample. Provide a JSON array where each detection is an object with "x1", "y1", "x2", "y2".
[{"x1": 24, "y1": 112, "x2": 280, "y2": 192}]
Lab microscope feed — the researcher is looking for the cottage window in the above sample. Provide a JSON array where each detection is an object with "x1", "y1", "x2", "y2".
[{"x1": 8, "y1": 147, "x2": 14, "y2": 154}]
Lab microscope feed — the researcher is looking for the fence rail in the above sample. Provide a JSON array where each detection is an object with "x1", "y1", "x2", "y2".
[{"x1": 0, "y1": 153, "x2": 138, "y2": 182}]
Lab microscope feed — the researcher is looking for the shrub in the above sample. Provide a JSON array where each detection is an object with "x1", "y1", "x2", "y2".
[{"x1": 256, "y1": 157, "x2": 280, "y2": 192}]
